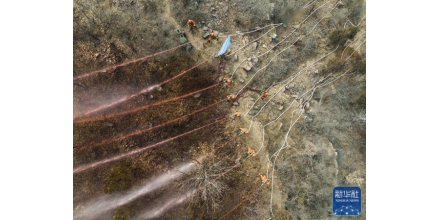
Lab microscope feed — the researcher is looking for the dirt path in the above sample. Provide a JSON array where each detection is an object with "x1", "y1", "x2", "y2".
[{"x1": 162, "y1": 0, "x2": 203, "y2": 51}]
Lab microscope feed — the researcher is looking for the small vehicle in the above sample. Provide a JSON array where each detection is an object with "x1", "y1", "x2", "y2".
[
  {"x1": 176, "y1": 29, "x2": 193, "y2": 51},
  {"x1": 202, "y1": 30, "x2": 210, "y2": 39}
]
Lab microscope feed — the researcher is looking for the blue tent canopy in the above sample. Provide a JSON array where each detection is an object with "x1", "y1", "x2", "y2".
[{"x1": 217, "y1": 35, "x2": 231, "y2": 56}]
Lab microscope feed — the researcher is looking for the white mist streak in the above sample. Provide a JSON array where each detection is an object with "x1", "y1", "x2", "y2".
[
  {"x1": 74, "y1": 161, "x2": 197, "y2": 220},
  {"x1": 134, "y1": 189, "x2": 196, "y2": 219}
]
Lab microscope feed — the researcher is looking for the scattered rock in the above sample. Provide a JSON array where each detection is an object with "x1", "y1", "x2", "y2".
[
  {"x1": 278, "y1": 105, "x2": 284, "y2": 111},
  {"x1": 271, "y1": 33, "x2": 277, "y2": 40},
  {"x1": 203, "y1": 26, "x2": 209, "y2": 31},
  {"x1": 193, "y1": 93, "x2": 201, "y2": 98},
  {"x1": 239, "y1": 78, "x2": 245, "y2": 83},
  {"x1": 291, "y1": 94, "x2": 298, "y2": 99},
  {"x1": 331, "y1": 85, "x2": 337, "y2": 94},
  {"x1": 233, "y1": 102, "x2": 239, "y2": 106},
  {"x1": 242, "y1": 37, "x2": 248, "y2": 46},
  {"x1": 234, "y1": 54, "x2": 238, "y2": 61},
  {"x1": 252, "y1": 42, "x2": 258, "y2": 50},
  {"x1": 223, "y1": 6, "x2": 228, "y2": 13},
  {"x1": 150, "y1": 95, "x2": 154, "y2": 99},
  {"x1": 249, "y1": 97, "x2": 255, "y2": 101},
  {"x1": 337, "y1": 1, "x2": 345, "y2": 7},
  {"x1": 305, "y1": 102, "x2": 310, "y2": 109},
  {"x1": 243, "y1": 62, "x2": 253, "y2": 71},
  {"x1": 251, "y1": 56, "x2": 258, "y2": 64},
  {"x1": 157, "y1": 86, "x2": 163, "y2": 92},
  {"x1": 254, "y1": 106, "x2": 259, "y2": 110}
]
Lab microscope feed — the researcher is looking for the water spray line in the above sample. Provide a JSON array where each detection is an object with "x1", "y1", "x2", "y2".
[
  {"x1": 74, "y1": 159, "x2": 201, "y2": 220},
  {"x1": 73, "y1": 117, "x2": 227, "y2": 174},
  {"x1": 138, "y1": 160, "x2": 243, "y2": 219},
  {"x1": 73, "y1": 42, "x2": 190, "y2": 81},
  {"x1": 138, "y1": 128, "x2": 256, "y2": 219},
  {"x1": 74, "y1": 1, "x2": 330, "y2": 120},
  {"x1": 74, "y1": 22, "x2": 282, "y2": 82},
  {"x1": 74, "y1": 98, "x2": 227, "y2": 151},
  {"x1": 74, "y1": 82, "x2": 221, "y2": 123},
  {"x1": 136, "y1": 189, "x2": 197, "y2": 219},
  {"x1": 74, "y1": 58, "x2": 212, "y2": 120}
]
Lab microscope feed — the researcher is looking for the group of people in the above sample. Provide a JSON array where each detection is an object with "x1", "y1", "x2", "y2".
[{"x1": 187, "y1": 19, "x2": 218, "y2": 43}]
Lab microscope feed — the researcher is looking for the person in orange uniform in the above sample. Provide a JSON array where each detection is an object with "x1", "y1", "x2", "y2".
[
  {"x1": 187, "y1": 19, "x2": 197, "y2": 31},
  {"x1": 208, "y1": 31, "x2": 218, "y2": 43},
  {"x1": 260, "y1": 175, "x2": 270, "y2": 186}
]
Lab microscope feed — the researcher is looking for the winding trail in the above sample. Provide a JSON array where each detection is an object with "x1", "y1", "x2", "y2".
[{"x1": 162, "y1": 0, "x2": 203, "y2": 51}]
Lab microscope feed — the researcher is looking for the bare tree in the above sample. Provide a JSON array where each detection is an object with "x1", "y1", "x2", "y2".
[{"x1": 179, "y1": 158, "x2": 231, "y2": 213}]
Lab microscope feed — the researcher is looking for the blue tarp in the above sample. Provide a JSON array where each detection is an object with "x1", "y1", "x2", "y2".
[{"x1": 217, "y1": 35, "x2": 231, "y2": 56}]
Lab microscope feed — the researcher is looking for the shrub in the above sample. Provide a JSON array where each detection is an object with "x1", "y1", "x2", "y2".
[
  {"x1": 112, "y1": 206, "x2": 132, "y2": 220},
  {"x1": 103, "y1": 161, "x2": 135, "y2": 194},
  {"x1": 328, "y1": 27, "x2": 358, "y2": 46}
]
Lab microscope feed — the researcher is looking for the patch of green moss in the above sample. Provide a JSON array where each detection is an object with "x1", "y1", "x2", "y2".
[
  {"x1": 351, "y1": 50, "x2": 366, "y2": 74},
  {"x1": 103, "y1": 161, "x2": 135, "y2": 194},
  {"x1": 113, "y1": 205, "x2": 132, "y2": 220},
  {"x1": 326, "y1": 57, "x2": 346, "y2": 74},
  {"x1": 329, "y1": 27, "x2": 358, "y2": 46}
]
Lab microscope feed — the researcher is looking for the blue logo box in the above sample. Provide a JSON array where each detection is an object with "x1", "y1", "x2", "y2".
[{"x1": 332, "y1": 186, "x2": 362, "y2": 216}]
